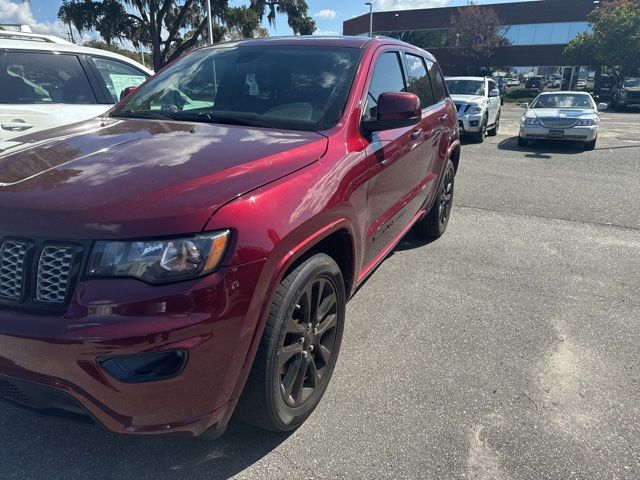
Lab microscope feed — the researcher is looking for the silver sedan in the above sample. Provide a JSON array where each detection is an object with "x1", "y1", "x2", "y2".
[{"x1": 518, "y1": 92, "x2": 608, "y2": 151}]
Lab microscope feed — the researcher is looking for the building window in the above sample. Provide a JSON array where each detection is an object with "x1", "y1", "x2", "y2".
[{"x1": 376, "y1": 22, "x2": 591, "y2": 49}]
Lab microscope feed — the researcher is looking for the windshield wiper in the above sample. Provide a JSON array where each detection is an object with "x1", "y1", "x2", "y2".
[
  {"x1": 190, "y1": 113, "x2": 274, "y2": 129},
  {"x1": 110, "y1": 110, "x2": 175, "y2": 121}
]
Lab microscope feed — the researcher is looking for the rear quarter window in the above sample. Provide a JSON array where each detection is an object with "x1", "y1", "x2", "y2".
[{"x1": 426, "y1": 60, "x2": 448, "y2": 103}]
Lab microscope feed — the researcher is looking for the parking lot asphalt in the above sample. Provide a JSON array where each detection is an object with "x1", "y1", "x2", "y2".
[{"x1": 1, "y1": 106, "x2": 639, "y2": 480}]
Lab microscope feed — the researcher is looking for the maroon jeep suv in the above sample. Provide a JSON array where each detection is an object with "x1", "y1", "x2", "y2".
[{"x1": 0, "y1": 36, "x2": 460, "y2": 437}]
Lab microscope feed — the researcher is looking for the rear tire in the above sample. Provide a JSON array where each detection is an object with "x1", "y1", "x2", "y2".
[
  {"x1": 235, "y1": 253, "x2": 345, "y2": 432},
  {"x1": 415, "y1": 159, "x2": 455, "y2": 239}
]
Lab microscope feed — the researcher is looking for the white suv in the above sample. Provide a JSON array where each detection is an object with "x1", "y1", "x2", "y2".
[
  {"x1": 0, "y1": 31, "x2": 152, "y2": 141},
  {"x1": 445, "y1": 76, "x2": 501, "y2": 143}
]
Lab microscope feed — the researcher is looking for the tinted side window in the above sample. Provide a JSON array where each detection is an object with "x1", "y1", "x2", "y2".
[
  {"x1": 426, "y1": 60, "x2": 448, "y2": 103},
  {"x1": 488, "y1": 80, "x2": 497, "y2": 94},
  {"x1": 405, "y1": 54, "x2": 435, "y2": 109},
  {"x1": 93, "y1": 57, "x2": 147, "y2": 103},
  {"x1": 2, "y1": 52, "x2": 96, "y2": 104},
  {"x1": 364, "y1": 51, "x2": 406, "y2": 120}
]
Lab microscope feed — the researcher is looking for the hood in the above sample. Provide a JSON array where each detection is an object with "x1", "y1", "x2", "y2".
[
  {"x1": 0, "y1": 118, "x2": 327, "y2": 239},
  {"x1": 524, "y1": 108, "x2": 597, "y2": 119},
  {"x1": 450, "y1": 94, "x2": 486, "y2": 105}
]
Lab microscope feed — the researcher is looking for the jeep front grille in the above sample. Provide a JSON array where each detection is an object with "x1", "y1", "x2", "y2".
[
  {"x1": 0, "y1": 240, "x2": 27, "y2": 302},
  {"x1": 0, "y1": 239, "x2": 80, "y2": 307},
  {"x1": 36, "y1": 246, "x2": 75, "y2": 303}
]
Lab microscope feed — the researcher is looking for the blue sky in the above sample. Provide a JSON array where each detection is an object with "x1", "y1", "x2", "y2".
[{"x1": 4, "y1": 0, "x2": 537, "y2": 39}]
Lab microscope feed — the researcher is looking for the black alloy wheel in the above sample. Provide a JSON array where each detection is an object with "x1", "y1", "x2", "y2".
[
  {"x1": 236, "y1": 253, "x2": 345, "y2": 432},
  {"x1": 415, "y1": 159, "x2": 456, "y2": 239},
  {"x1": 438, "y1": 166, "x2": 454, "y2": 228},
  {"x1": 279, "y1": 276, "x2": 339, "y2": 407}
]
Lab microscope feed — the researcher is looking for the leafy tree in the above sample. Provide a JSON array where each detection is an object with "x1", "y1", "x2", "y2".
[
  {"x1": 449, "y1": 1, "x2": 509, "y2": 74},
  {"x1": 565, "y1": 0, "x2": 640, "y2": 78},
  {"x1": 58, "y1": 0, "x2": 315, "y2": 70},
  {"x1": 83, "y1": 40, "x2": 152, "y2": 65},
  {"x1": 249, "y1": 0, "x2": 315, "y2": 34}
]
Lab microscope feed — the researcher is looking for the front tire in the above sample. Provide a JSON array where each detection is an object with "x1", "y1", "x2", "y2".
[
  {"x1": 415, "y1": 159, "x2": 455, "y2": 239},
  {"x1": 488, "y1": 112, "x2": 500, "y2": 136},
  {"x1": 236, "y1": 253, "x2": 345, "y2": 432},
  {"x1": 470, "y1": 115, "x2": 488, "y2": 143},
  {"x1": 584, "y1": 138, "x2": 597, "y2": 151}
]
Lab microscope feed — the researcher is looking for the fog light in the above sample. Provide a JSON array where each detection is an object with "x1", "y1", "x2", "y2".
[{"x1": 99, "y1": 350, "x2": 188, "y2": 383}]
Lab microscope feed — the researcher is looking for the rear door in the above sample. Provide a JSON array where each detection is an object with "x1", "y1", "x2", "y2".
[
  {"x1": 425, "y1": 59, "x2": 456, "y2": 183},
  {"x1": 0, "y1": 50, "x2": 106, "y2": 141},
  {"x1": 89, "y1": 56, "x2": 148, "y2": 104}
]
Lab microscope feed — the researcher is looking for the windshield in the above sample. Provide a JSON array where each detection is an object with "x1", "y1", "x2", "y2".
[
  {"x1": 530, "y1": 94, "x2": 594, "y2": 109},
  {"x1": 445, "y1": 80, "x2": 485, "y2": 96},
  {"x1": 112, "y1": 46, "x2": 362, "y2": 131},
  {"x1": 623, "y1": 78, "x2": 640, "y2": 88}
]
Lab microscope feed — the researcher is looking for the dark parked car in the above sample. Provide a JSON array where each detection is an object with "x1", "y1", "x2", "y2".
[
  {"x1": 0, "y1": 36, "x2": 460, "y2": 438},
  {"x1": 525, "y1": 76, "x2": 544, "y2": 90},
  {"x1": 491, "y1": 77, "x2": 507, "y2": 105},
  {"x1": 612, "y1": 77, "x2": 640, "y2": 111}
]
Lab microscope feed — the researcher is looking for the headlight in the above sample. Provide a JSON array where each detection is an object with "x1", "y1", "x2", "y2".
[
  {"x1": 576, "y1": 118, "x2": 598, "y2": 126},
  {"x1": 521, "y1": 117, "x2": 539, "y2": 125},
  {"x1": 469, "y1": 105, "x2": 483, "y2": 114},
  {"x1": 88, "y1": 230, "x2": 231, "y2": 284}
]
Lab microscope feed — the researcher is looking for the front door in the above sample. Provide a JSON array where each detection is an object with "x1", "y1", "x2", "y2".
[{"x1": 362, "y1": 50, "x2": 434, "y2": 269}]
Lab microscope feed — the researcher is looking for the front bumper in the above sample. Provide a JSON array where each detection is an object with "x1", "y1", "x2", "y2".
[
  {"x1": 519, "y1": 124, "x2": 598, "y2": 142},
  {"x1": 457, "y1": 114, "x2": 484, "y2": 134},
  {"x1": 0, "y1": 259, "x2": 266, "y2": 437}
]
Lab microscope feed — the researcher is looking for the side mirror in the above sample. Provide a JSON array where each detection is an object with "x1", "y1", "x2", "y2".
[
  {"x1": 597, "y1": 102, "x2": 608, "y2": 111},
  {"x1": 520, "y1": 103, "x2": 529, "y2": 109},
  {"x1": 489, "y1": 89, "x2": 500, "y2": 98},
  {"x1": 363, "y1": 92, "x2": 421, "y2": 132},
  {"x1": 120, "y1": 86, "x2": 138, "y2": 101}
]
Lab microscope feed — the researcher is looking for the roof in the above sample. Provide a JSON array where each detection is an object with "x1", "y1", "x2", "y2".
[
  {"x1": 0, "y1": 30, "x2": 72, "y2": 44},
  {"x1": 445, "y1": 76, "x2": 488, "y2": 81},
  {"x1": 205, "y1": 34, "x2": 428, "y2": 51},
  {"x1": 0, "y1": 34, "x2": 153, "y2": 75},
  {"x1": 537, "y1": 91, "x2": 592, "y2": 95}
]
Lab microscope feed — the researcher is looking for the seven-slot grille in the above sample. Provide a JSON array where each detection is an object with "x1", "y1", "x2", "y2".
[
  {"x1": 0, "y1": 239, "x2": 78, "y2": 306},
  {"x1": 539, "y1": 117, "x2": 578, "y2": 129}
]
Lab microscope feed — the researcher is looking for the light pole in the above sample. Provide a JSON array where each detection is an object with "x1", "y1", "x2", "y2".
[
  {"x1": 206, "y1": 0, "x2": 214, "y2": 45},
  {"x1": 365, "y1": 2, "x2": 373, "y2": 37}
]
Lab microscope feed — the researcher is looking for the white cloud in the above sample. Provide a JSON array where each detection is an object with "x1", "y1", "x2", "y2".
[
  {"x1": 314, "y1": 29, "x2": 340, "y2": 36},
  {"x1": 0, "y1": 0, "x2": 68, "y2": 38},
  {"x1": 314, "y1": 9, "x2": 337, "y2": 20},
  {"x1": 373, "y1": 0, "x2": 449, "y2": 10}
]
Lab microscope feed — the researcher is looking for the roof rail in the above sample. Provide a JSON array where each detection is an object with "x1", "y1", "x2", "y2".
[{"x1": 0, "y1": 30, "x2": 73, "y2": 45}]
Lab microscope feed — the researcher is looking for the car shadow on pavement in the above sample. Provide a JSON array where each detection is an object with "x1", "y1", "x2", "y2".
[
  {"x1": 498, "y1": 136, "x2": 589, "y2": 156},
  {"x1": 0, "y1": 404, "x2": 291, "y2": 479},
  {"x1": 394, "y1": 229, "x2": 438, "y2": 252}
]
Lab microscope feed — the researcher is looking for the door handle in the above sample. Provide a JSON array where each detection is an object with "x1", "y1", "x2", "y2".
[
  {"x1": 410, "y1": 128, "x2": 423, "y2": 140},
  {"x1": 438, "y1": 114, "x2": 448, "y2": 123},
  {"x1": 1, "y1": 121, "x2": 35, "y2": 131}
]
